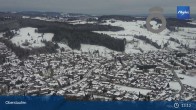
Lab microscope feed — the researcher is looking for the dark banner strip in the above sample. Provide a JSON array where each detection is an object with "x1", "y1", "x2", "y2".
[{"x1": 0, "y1": 96, "x2": 195, "y2": 110}]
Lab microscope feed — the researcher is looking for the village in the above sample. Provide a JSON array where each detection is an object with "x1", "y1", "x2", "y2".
[{"x1": 0, "y1": 41, "x2": 196, "y2": 101}]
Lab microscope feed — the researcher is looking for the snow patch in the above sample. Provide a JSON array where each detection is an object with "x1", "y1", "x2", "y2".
[
  {"x1": 177, "y1": 73, "x2": 196, "y2": 88},
  {"x1": 80, "y1": 44, "x2": 120, "y2": 58},
  {"x1": 169, "y1": 81, "x2": 181, "y2": 91},
  {"x1": 11, "y1": 27, "x2": 54, "y2": 49},
  {"x1": 114, "y1": 84, "x2": 151, "y2": 95}
]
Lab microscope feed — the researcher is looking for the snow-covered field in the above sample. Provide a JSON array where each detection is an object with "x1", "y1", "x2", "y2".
[
  {"x1": 80, "y1": 44, "x2": 119, "y2": 58},
  {"x1": 177, "y1": 73, "x2": 196, "y2": 88},
  {"x1": 11, "y1": 27, "x2": 54, "y2": 49},
  {"x1": 93, "y1": 20, "x2": 196, "y2": 53},
  {"x1": 169, "y1": 81, "x2": 181, "y2": 91},
  {"x1": 174, "y1": 70, "x2": 196, "y2": 88},
  {"x1": 114, "y1": 84, "x2": 151, "y2": 95}
]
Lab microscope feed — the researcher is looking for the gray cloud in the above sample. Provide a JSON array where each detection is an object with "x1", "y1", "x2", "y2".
[{"x1": 0, "y1": 0, "x2": 195, "y2": 15}]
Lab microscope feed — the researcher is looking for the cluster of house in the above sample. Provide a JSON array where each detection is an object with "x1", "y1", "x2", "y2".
[
  {"x1": 60, "y1": 51, "x2": 196, "y2": 101},
  {"x1": 0, "y1": 42, "x2": 195, "y2": 101}
]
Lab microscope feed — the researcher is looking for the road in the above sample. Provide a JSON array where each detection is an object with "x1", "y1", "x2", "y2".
[{"x1": 172, "y1": 69, "x2": 185, "y2": 96}]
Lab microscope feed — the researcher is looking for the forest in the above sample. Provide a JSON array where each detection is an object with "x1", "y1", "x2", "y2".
[
  {"x1": 52, "y1": 30, "x2": 125, "y2": 51},
  {"x1": 0, "y1": 18, "x2": 126, "y2": 58},
  {"x1": 98, "y1": 15, "x2": 138, "y2": 22}
]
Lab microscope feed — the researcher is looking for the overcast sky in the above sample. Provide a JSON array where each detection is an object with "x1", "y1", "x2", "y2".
[{"x1": 0, "y1": 0, "x2": 196, "y2": 15}]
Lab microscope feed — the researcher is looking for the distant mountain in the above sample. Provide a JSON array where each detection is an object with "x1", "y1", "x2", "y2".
[
  {"x1": 15, "y1": 11, "x2": 95, "y2": 19},
  {"x1": 16, "y1": 11, "x2": 61, "y2": 17}
]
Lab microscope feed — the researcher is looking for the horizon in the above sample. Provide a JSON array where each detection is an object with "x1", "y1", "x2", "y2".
[
  {"x1": 0, "y1": 0, "x2": 196, "y2": 15},
  {"x1": 1, "y1": 11, "x2": 196, "y2": 19}
]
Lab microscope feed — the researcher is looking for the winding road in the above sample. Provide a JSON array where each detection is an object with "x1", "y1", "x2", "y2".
[{"x1": 171, "y1": 69, "x2": 185, "y2": 97}]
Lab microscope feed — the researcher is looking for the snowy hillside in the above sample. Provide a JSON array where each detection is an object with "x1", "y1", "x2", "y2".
[
  {"x1": 11, "y1": 27, "x2": 54, "y2": 49},
  {"x1": 93, "y1": 20, "x2": 196, "y2": 53},
  {"x1": 7, "y1": 19, "x2": 196, "y2": 57}
]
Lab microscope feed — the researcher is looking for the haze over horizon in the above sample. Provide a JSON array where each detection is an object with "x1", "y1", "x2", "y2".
[{"x1": 0, "y1": 0, "x2": 196, "y2": 15}]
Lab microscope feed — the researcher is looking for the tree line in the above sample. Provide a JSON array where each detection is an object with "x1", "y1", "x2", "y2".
[
  {"x1": 18, "y1": 19, "x2": 124, "y2": 32},
  {"x1": 134, "y1": 35, "x2": 161, "y2": 49},
  {"x1": 98, "y1": 15, "x2": 138, "y2": 22},
  {"x1": 51, "y1": 30, "x2": 125, "y2": 51}
]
